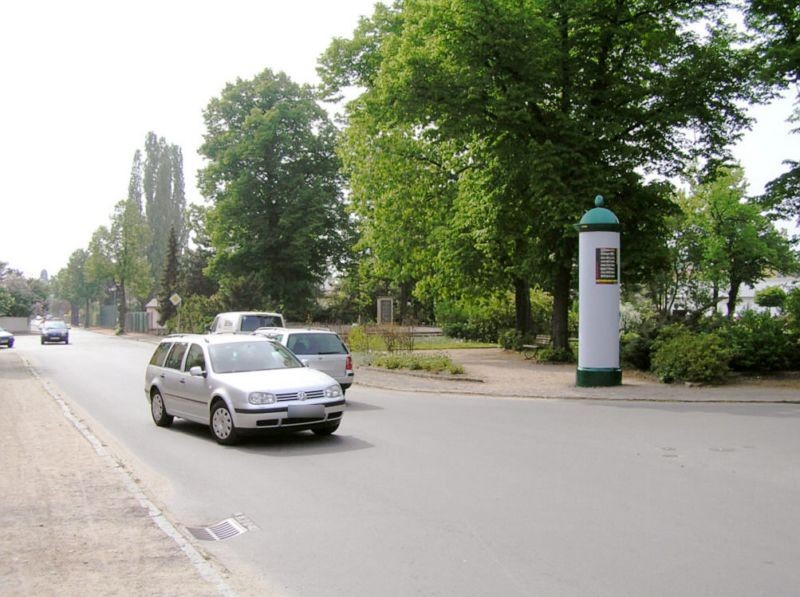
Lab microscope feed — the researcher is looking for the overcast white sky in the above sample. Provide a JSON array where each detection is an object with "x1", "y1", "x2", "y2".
[{"x1": 1, "y1": 1, "x2": 798, "y2": 279}]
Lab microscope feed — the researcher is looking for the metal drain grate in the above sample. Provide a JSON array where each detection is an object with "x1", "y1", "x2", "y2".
[{"x1": 186, "y1": 513, "x2": 256, "y2": 541}]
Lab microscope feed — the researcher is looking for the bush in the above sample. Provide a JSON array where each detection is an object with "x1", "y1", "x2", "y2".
[
  {"x1": 535, "y1": 346, "x2": 575, "y2": 363},
  {"x1": 371, "y1": 352, "x2": 465, "y2": 375},
  {"x1": 497, "y1": 329, "x2": 538, "y2": 350},
  {"x1": 436, "y1": 288, "x2": 552, "y2": 344},
  {"x1": 346, "y1": 326, "x2": 377, "y2": 352},
  {"x1": 721, "y1": 310, "x2": 795, "y2": 372},
  {"x1": 650, "y1": 326, "x2": 730, "y2": 383}
]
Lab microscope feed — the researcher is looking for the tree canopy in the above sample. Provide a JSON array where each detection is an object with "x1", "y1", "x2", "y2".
[
  {"x1": 320, "y1": 0, "x2": 763, "y2": 348},
  {"x1": 199, "y1": 69, "x2": 350, "y2": 318}
]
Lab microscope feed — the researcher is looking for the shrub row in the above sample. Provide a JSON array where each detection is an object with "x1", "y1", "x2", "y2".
[{"x1": 622, "y1": 311, "x2": 800, "y2": 384}]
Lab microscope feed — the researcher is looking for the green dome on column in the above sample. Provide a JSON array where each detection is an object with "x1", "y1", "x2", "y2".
[{"x1": 576, "y1": 195, "x2": 621, "y2": 231}]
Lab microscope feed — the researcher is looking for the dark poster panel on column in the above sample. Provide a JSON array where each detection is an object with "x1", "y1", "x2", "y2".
[{"x1": 595, "y1": 248, "x2": 618, "y2": 284}]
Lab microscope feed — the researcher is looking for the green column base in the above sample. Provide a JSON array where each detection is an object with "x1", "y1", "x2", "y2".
[{"x1": 576, "y1": 367, "x2": 622, "y2": 387}]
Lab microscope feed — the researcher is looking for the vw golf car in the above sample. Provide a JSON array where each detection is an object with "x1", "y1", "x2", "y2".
[{"x1": 144, "y1": 334, "x2": 345, "y2": 445}]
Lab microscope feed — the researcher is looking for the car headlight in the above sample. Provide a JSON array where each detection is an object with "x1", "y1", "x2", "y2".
[
  {"x1": 323, "y1": 384, "x2": 342, "y2": 398},
  {"x1": 248, "y1": 392, "x2": 276, "y2": 405}
]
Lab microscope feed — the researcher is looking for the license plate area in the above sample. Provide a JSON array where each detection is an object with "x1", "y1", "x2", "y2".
[{"x1": 287, "y1": 404, "x2": 325, "y2": 419}]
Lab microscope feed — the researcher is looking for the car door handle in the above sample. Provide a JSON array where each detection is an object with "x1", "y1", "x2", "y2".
[
  {"x1": 160, "y1": 373, "x2": 165, "y2": 379},
  {"x1": 179, "y1": 379, "x2": 186, "y2": 384}
]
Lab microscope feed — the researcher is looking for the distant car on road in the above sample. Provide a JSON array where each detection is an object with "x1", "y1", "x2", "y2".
[
  {"x1": 143, "y1": 334, "x2": 345, "y2": 445},
  {"x1": 40, "y1": 320, "x2": 69, "y2": 344},
  {"x1": 0, "y1": 327, "x2": 14, "y2": 348},
  {"x1": 253, "y1": 327, "x2": 354, "y2": 394}
]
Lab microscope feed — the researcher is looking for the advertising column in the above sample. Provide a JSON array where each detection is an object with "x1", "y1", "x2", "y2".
[{"x1": 575, "y1": 196, "x2": 622, "y2": 387}]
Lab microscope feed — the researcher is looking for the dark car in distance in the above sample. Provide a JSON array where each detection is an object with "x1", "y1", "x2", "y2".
[{"x1": 41, "y1": 320, "x2": 69, "y2": 344}]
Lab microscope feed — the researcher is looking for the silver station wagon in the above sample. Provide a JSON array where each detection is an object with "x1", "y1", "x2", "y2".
[
  {"x1": 144, "y1": 334, "x2": 345, "y2": 445},
  {"x1": 253, "y1": 327, "x2": 354, "y2": 393}
]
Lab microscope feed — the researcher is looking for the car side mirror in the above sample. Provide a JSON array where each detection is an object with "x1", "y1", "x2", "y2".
[
  {"x1": 189, "y1": 366, "x2": 206, "y2": 377},
  {"x1": 301, "y1": 359, "x2": 310, "y2": 367}
]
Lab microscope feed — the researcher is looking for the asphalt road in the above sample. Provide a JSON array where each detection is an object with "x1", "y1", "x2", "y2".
[{"x1": 15, "y1": 327, "x2": 800, "y2": 596}]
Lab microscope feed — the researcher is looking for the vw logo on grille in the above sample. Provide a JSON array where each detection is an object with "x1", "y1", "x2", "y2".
[{"x1": 297, "y1": 391, "x2": 306, "y2": 401}]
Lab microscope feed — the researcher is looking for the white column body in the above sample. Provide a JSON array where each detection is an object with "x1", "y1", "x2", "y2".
[{"x1": 577, "y1": 231, "x2": 620, "y2": 369}]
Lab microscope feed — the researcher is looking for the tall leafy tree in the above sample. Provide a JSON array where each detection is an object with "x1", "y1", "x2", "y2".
[
  {"x1": 128, "y1": 149, "x2": 144, "y2": 211},
  {"x1": 109, "y1": 198, "x2": 151, "y2": 332},
  {"x1": 199, "y1": 69, "x2": 349, "y2": 318},
  {"x1": 321, "y1": 0, "x2": 763, "y2": 349},
  {"x1": 142, "y1": 132, "x2": 187, "y2": 288}
]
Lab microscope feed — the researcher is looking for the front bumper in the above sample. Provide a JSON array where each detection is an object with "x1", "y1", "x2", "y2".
[
  {"x1": 233, "y1": 399, "x2": 346, "y2": 430},
  {"x1": 42, "y1": 333, "x2": 67, "y2": 341}
]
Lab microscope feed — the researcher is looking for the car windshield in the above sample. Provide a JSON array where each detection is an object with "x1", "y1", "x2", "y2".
[
  {"x1": 287, "y1": 333, "x2": 348, "y2": 355},
  {"x1": 45, "y1": 321, "x2": 67, "y2": 330},
  {"x1": 209, "y1": 341, "x2": 301, "y2": 374}
]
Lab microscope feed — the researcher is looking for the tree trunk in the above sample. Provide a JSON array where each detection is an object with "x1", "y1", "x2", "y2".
[
  {"x1": 118, "y1": 282, "x2": 127, "y2": 333},
  {"x1": 726, "y1": 280, "x2": 740, "y2": 318},
  {"x1": 84, "y1": 299, "x2": 91, "y2": 328},
  {"x1": 551, "y1": 263, "x2": 572, "y2": 351},
  {"x1": 513, "y1": 276, "x2": 531, "y2": 336},
  {"x1": 711, "y1": 282, "x2": 719, "y2": 317}
]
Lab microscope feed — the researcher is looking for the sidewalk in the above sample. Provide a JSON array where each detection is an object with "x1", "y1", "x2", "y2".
[
  {"x1": 0, "y1": 349, "x2": 235, "y2": 597},
  {"x1": 355, "y1": 348, "x2": 800, "y2": 404}
]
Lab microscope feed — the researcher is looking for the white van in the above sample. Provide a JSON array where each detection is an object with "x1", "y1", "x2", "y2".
[{"x1": 208, "y1": 311, "x2": 285, "y2": 334}]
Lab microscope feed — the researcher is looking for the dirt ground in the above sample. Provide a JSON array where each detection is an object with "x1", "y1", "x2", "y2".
[{"x1": 0, "y1": 350, "x2": 234, "y2": 597}]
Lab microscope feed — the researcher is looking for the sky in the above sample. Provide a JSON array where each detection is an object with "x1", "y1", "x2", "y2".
[{"x1": 1, "y1": 0, "x2": 798, "y2": 279}]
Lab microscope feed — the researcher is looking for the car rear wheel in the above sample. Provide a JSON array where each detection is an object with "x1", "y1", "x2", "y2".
[
  {"x1": 312, "y1": 420, "x2": 340, "y2": 436},
  {"x1": 150, "y1": 390, "x2": 174, "y2": 427},
  {"x1": 211, "y1": 402, "x2": 239, "y2": 445}
]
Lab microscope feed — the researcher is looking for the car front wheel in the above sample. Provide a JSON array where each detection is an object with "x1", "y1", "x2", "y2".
[
  {"x1": 150, "y1": 390, "x2": 174, "y2": 427},
  {"x1": 211, "y1": 402, "x2": 239, "y2": 445}
]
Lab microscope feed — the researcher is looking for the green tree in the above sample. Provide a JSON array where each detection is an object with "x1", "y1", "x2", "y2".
[
  {"x1": 156, "y1": 227, "x2": 180, "y2": 326},
  {"x1": 109, "y1": 198, "x2": 151, "y2": 332},
  {"x1": 143, "y1": 133, "x2": 187, "y2": 288},
  {"x1": 747, "y1": 0, "x2": 800, "y2": 222},
  {"x1": 686, "y1": 168, "x2": 797, "y2": 316},
  {"x1": 179, "y1": 204, "x2": 218, "y2": 298},
  {"x1": 0, "y1": 286, "x2": 13, "y2": 316},
  {"x1": 755, "y1": 285, "x2": 787, "y2": 311},
  {"x1": 52, "y1": 249, "x2": 104, "y2": 326},
  {"x1": 199, "y1": 69, "x2": 350, "y2": 318},
  {"x1": 128, "y1": 149, "x2": 144, "y2": 211},
  {"x1": 321, "y1": 0, "x2": 762, "y2": 349},
  {"x1": 0, "y1": 263, "x2": 48, "y2": 317}
]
